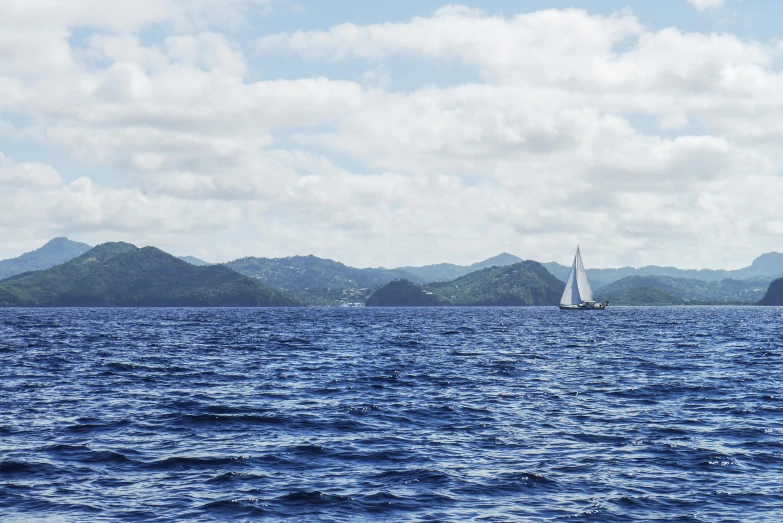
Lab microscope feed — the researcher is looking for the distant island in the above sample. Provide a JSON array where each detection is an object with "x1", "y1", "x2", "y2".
[{"x1": 1, "y1": 238, "x2": 781, "y2": 307}]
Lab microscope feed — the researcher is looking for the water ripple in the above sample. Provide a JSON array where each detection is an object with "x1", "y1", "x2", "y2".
[{"x1": 1, "y1": 306, "x2": 783, "y2": 521}]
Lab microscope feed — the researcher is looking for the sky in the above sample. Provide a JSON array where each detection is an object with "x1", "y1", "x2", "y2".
[{"x1": 1, "y1": 0, "x2": 783, "y2": 269}]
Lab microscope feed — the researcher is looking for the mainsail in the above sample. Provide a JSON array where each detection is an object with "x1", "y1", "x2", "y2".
[{"x1": 559, "y1": 246, "x2": 594, "y2": 306}]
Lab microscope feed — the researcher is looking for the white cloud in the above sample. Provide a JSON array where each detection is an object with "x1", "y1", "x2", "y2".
[
  {"x1": 0, "y1": 153, "x2": 62, "y2": 189},
  {"x1": 687, "y1": 0, "x2": 726, "y2": 11},
  {"x1": 2, "y1": 3, "x2": 783, "y2": 269},
  {"x1": 0, "y1": 0, "x2": 277, "y2": 32},
  {"x1": 257, "y1": 8, "x2": 643, "y2": 81},
  {"x1": 0, "y1": 153, "x2": 244, "y2": 259},
  {"x1": 164, "y1": 33, "x2": 248, "y2": 76}
]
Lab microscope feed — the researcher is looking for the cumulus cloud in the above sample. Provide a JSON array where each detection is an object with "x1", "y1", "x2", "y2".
[
  {"x1": 1, "y1": 2, "x2": 782, "y2": 268},
  {"x1": 0, "y1": 153, "x2": 62, "y2": 189},
  {"x1": 0, "y1": 152, "x2": 244, "y2": 260}
]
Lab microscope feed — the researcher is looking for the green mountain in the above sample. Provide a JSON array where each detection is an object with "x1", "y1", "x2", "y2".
[
  {"x1": 596, "y1": 275, "x2": 767, "y2": 304},
  {"x1": 223, "y1": 252, "x2": 527, "y2": 305},
  {"x1": 179, "y1": 255, "x2": 211, "y2": 266},
  {"x1": 366, "y1": 261, "x2": 563, "y2": 306},
  {"x1": 398, "y1": 252, "x2": 523, "y2": 283},
  {"x1": 227, "y1": 255, "x2": 420, "y2": 288},
  {"x1": 758, "y1": 278, "x2": 783, "y2": 306},
  {"x1": 545, "y1": 252, "x2": 783, "y2": 289},
  {"x1": 0, "y1": 242, "x2": 297, "y2": 307},
  {"x1": 226, "y1": 254, "x2": 421, "y2": 305},
  {"x1": 0, "y1": 237, "x2": 91, "y2": 281},
  {"x1": 365, "y1": 279, "x2": 443, "y2": 306},
  {"x1": 601, "y1": 286, "x2": 685, "y2": 306}
]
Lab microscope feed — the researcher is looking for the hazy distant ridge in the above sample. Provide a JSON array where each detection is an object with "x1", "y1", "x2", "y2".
[
  {"x1": 544, "y1": 252, "x2": 783, "y2": 288},
  {"x1": 178, "y1": 256, "x2": 211, "y2": 266},
  {"x1": 0, "y1": 237, "x2": 91, "y2": 281},
  {"x1": 397, "y1": 252, "x2": 522, "y2": 283},
  {"x1": 596, "y1": 276, "x2": 768, "y2": 304}
]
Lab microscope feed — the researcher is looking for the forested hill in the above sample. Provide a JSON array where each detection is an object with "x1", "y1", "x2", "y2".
[
  {"x1": 226, "y1": 253, "x2": 529, "y2": 305},
  {"x1": 596, "y1": 275, "x2": 768, "y2": 304},
  {"x1": 365, "y1": 279, "x2": 444, "y2": 306},
  {"x1": 227, "y1": 255, "x2": 421, "y2": 289},
  {"x1": 598, "y1": 287, "x2": 685, "y2": 306},
  {"x1": 0, "y1": 237, "x2": 91, "y2": 281},
  {"x1": 758, "y1": 278, "x2": 783, "y2": 306},
  {"x1": 397, "y1": 252, "x2": 523, "y2": 283},
  {"x1": 0, "y1": 242, "x2": 297, "y2": 307},
  {"x1": 366, "y1": 261, "x2": 562, "y2": 306}
]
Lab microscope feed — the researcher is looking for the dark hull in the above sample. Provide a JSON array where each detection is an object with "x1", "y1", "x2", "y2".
[{"x1": 559, "y1": 303, "x2": 607, "y2": 310}]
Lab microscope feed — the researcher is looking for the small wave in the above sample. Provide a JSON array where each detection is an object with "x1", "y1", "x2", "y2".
[
  {"x1": 144, "y1": 455, "x2": 251, "y2": 470},
  {"x1": 37, "y1": 444, "x2": 133, "y2": 464},
  {"x1": 277, "y1": 491, "x2": 329, "y2": 502},
  {"x1": 3, "y1": 306, "x2": 783, "y2": 521},
  {"x1": 0, "y1": 460, "x2": 60, "y2": 475},
  {"x1": 371, "y1": 468, "x2": 451, "y2": 486},
  {"x1": 206, "y1": 471, "x2": 264, "y2": 484},
  {"x1": 198, "y1": 498, "x2": 269, "y2": 517},
  {"x1": 175, "y1": 413, "x2": 289, "y2": 426}
]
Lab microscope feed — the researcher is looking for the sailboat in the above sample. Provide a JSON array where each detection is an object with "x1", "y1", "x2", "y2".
[{"x1": 559, "y1": 246, "x2": 608, "y2": 310}]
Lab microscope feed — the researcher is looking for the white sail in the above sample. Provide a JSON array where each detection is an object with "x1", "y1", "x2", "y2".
[
  {"x1": 574, "y1": 247, "x2": 594, "y2": 302},
  {"x1": 559, "y1": 246, "x2": 594, "y2": 306},
  {"x1": 559, "y1": 253, "x2": 581, "y2": 306}
]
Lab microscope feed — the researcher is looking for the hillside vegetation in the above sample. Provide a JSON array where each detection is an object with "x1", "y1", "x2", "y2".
[
  {"x1": 758, "y1": 278, "x2": 783, "y2": 306},
  {"x1": 0, "y1": 243, "x2": 297, "y2": 307},
  {"x1": 596, "y1": 275, "x2": 767, "y2": 304},
  {"x1": 365, "y1": 280, "x2": 444, "y2": 306},
  {"x1": 600, "y1": 286, "x2": 685, "y2": 306},
  {"x1": 366, "y1": 261, "x2": 563, "y2": 306},
  {"x1": 228, "y1": 252, "x2": 530, "y2": 305},
  {"x1": 226, "y1": 254, "x2": 419, "y2": 305},
  {"x1": 398, "y1": 252, "x2": 523, "y2": 283}
]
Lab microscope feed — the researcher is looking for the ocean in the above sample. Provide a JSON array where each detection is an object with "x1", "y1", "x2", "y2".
[{"x1": 1, "y1": 306, "x2": 782, "y2": 521}]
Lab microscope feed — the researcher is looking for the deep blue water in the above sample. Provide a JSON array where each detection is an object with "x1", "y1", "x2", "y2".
[{"x1": 1, "y1": 306, "x2": 782, "y2": 522}]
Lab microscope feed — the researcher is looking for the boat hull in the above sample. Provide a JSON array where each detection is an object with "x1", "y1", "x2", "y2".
[{"x1": 559, "y1": 302, "x2": 607, "y2": 310}]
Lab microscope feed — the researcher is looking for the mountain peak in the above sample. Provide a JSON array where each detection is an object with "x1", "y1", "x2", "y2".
[
  {"x1": 0, "y1": 243, "x2": 296, "y2": 307},
  {"x1": 470, "y1": 252, "x2": 522, "y2": 270},
  {"x1": 750, "y1": 252, "x2": 783, "y2": 270},
  {"x1": 44, "y1": 236, "x2": 70, "y2": 244},
  {"x1": 0, "y1": 237, "x2": 93, "y2": 281},
  {"x1": 76, "y1": 242, "x2": 139, "y2": 263}
]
